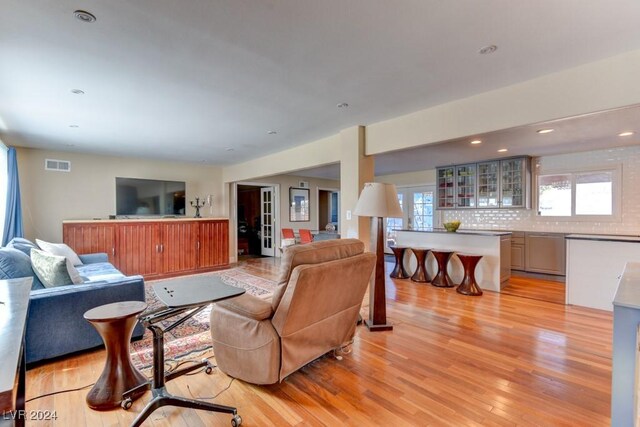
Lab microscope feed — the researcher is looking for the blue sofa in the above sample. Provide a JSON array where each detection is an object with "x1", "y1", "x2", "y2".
[{"x1": 0, "y1": 238, "x2": 146, "y2": 364}]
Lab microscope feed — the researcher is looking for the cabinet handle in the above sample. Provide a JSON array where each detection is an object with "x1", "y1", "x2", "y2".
[
  {"x1": 197, "y1": 241, "x2": 201, "y2": 250},
  {"x1": 160, "y1": 244, "x2": 164, "y2": 253},
  {"x1": 156, "y1": 244, "x2": 160, "y2": 253},
  {"x1": 112, "y1": 247, "x2": 115, "y2": 256}
]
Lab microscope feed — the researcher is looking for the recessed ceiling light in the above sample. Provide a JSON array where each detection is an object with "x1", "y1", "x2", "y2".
[
  {"x1": 69, "y1": 124, "x2": 79, "y2": 128},
  {"x1": 479, "y1": 45, "x2": 497, "y2": 55},
  {"x1": 267, "y1": 130, "x2": 277, "y2": 135},
  {"x1": 537, "y1": 128, "x2": 554, "y2": 134},
  {"x1": 497, "y1": 148, "x2": 508, "y2": 153},
  {"x1": 470, "y1": 140, "x2": 482, "y2": 145},
  {"x1": 70, "y1": 89, "x2": 85, "y2": 95},
  {"x1": 619, "y1": 131, "x2": 635, "y2": 137},
  {"x1": 225, "y1": 148, "x2": 235, "y2": 151},
  {"x1": 73, "y1": 10, "x2": 96, "y2": 23},
  {"x1": 337, "y1": 102, "x2": 349, "y2": 108}
]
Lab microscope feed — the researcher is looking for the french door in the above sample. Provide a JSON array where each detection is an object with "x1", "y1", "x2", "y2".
[
  {"x1": 260, "y1": 187, "x2": 276, "y2": 257},
  {"x1": 386, "y1": 186, "x2": 435, "y2": 250}
]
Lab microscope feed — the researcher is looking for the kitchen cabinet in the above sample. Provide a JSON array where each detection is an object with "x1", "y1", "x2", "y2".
[
  {"x1": 437, "y1": 167, "x2": 455, "y2": 209},
  {"x1": 510, "y1": 231, "x2": 525, "y2": 271},
  {"x1": 525, "y1": 232, "x2": 566, "y2": 275},
  {"x1": 455, "y1": 164, "x2": 476, "y2": 208},
  {"x1": 63, "y1": 218, "x2": 229, "y2": 279},
  {"x1": 436, "y1": 156, "x2": 531, "y2": 210}
]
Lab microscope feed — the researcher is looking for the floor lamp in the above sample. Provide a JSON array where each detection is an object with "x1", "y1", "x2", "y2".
[{"x1": 354, "y1": 182, "x2": 403, "y2": 331}]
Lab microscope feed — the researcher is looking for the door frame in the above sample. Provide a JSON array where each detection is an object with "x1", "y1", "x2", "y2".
[
  {"x1": 232, "y1": 181, "x2": 281, "y2": 259},
  {"x1": 385, "y1": 184, "x2": 436, "y2": 253},
  {"x1": 316, "y1": 187, "x2": 340, "y2": 233}
]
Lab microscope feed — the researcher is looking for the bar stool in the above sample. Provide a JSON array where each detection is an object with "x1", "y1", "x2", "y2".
[
  {"x1": 456, "y1": 254, "x2": 484, "y2": 296},
  {"x1": 410, "y1": 247, "x2": 431, "y2": 283},
  {"x1": 389, "y1": 246, "x2": 410, "y2": 279},
  {"x1": 431, "y1": 250, "x2": 454, "y2": 287}
]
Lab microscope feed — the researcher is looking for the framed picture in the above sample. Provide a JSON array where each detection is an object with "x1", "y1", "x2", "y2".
[{"x1": 289, "y1": 187, "x2": 310, "y2": 222}]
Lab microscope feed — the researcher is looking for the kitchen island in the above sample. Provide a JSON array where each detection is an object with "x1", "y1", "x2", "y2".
[{"x1": 394, "y1": 229, "x2": 511, "y2": 292}]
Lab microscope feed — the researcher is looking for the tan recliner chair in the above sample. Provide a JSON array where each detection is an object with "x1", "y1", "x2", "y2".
[{"x1": 210, "y1": 239, "x2": 375, "y2": 384}]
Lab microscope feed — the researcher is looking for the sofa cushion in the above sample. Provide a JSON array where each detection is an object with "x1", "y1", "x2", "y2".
[
  {"x1": 31, "y1": 249, "x2": 84, "y2": 288},
  {"x1": 6, "y1": 237, "x2": 38, "y2": 257},
  {"x1": 0, "y1": 247, "x2": 44, "y2": 290},
  {"x1": 36, "y1": 239, "x2": 83, "y2": 266}
]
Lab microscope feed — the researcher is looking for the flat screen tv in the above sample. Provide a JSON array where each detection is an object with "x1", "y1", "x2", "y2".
[{"x1": 116, "y1": 177, "x2": 186, "y2": 216}]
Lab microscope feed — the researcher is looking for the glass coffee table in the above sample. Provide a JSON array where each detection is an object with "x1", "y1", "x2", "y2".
[{"x1": 122, "y1": 278, "x2": 245, "y2": 427}]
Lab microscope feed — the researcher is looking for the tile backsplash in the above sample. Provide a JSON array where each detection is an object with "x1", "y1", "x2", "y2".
[{"x1": 440, "y1": 145, "x2": 640, "y2": 235}]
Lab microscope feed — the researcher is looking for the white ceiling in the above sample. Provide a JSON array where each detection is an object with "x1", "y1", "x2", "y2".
[{"x1": 2, "y1": 1, "x2": 640, "y2": 165}]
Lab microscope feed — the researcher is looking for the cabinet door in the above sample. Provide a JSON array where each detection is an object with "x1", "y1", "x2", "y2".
[
  {"x1": 455, "y1": 164, "x2": 476, "y2": 208},
  {"x1": 199, "y1": 220, "x2": 229, "y2": 268},
  {"x1": 500, "y1": 158, "x2": 526, "y2": 208},
  {"x1": 477, "y1": 161, "x2": 500, "y2": 208},
  {"x1": 117, "y1": 223, "x2": 161, "y2": 277},
  {"x1": 525, "y1": 233, "x2": 566, "y2": 275},
  {"x1": 436, "y1": 167, "x2": 455, "y2": 209},
  {"x1": 63, "y1": 223, "x2": 116, "y2": 264},
  {"x1": 161, "y1": 222, "x2": 198, "y2": 274},
  {"x1": 511, "y1": 244, "x2": 525, "y2": 270}
]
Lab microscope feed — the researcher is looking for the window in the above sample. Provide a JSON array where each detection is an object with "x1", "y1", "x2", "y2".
[
  {"x1": 412, "y1": 191, "x2": 434, "y2": 230},
  {"x1": 0, "y1": 142, "x2": 7, "y2": 242},
  {"x1": 386, "y1": 193, "x2": 403, "y2": 245},
  {"x1": 537, "y1": 168, "x2": 618, "y2": 219}
]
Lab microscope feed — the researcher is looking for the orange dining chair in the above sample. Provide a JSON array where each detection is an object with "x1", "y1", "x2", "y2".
[
  {"x1": 299, "y1": 229, "x2": 314, "y2": 244},
  {"x1": 282, "y1": 228, "x2": 295, "y2": 239}
]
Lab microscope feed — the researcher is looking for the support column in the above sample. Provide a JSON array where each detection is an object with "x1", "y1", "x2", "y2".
[{"x1": 339, "y1": 126, "x2": 374, "y2": 248}]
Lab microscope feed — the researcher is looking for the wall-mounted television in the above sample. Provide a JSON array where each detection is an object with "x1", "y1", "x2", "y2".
[{"x1": 116, "y1": 177, "x2": 186, "y2": 216}]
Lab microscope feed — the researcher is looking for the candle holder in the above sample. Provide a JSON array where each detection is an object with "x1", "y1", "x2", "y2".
[{"x1": 190, "y1": 197, "x2": 205, "y2": 218}]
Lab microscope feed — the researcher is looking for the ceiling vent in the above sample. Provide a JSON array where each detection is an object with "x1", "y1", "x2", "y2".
[{"x1": 45, "y1": 159, "x2": 71, "y2": 172}]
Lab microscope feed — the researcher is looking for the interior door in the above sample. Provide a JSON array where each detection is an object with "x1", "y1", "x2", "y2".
[
  {"x1": 385, "y1": 186, "x2": 434, "y2": 252},
  {"x1": 260, "y1": 187, "x2": 276, "y2": 257}
]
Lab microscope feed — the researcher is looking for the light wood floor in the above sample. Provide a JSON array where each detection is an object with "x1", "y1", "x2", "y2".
[
  {"x1": 26, "y1": 258, "x2": 612, "y2": 426},
  {"x1": 501, "y1": 273, "x2": 566, "y2": 305}
]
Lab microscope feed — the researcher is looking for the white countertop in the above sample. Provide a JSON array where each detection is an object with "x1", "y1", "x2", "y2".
[
  {"x1": 566, "y1": 234, "x2": 640, "y2": 243},
  {"x1": 64, "y1": 217, "x2": 229, "y2": 223},
  {"x1": 396, "y1": 229, "x2": 511, "y2": 237},
  {"x1": 613, "y1": 262, "x2": 640, "y2": 309}
]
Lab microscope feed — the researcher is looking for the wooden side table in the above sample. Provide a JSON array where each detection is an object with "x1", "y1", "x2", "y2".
[
  {"x1": 410, "y1": 248, "x2": 431, "y2": 283},
  {"x1": 84, "y1": 301, "x2": 148, "y2": 411},
  {"x1": 456, "y1": 254, "x2": 484, "y2": 296},
  {"x1": 389, "y1": 246, "x2": 410, "y2": 279},
  {"x1": 431, "y1": 250, "x2": 455, "y2": 288}
]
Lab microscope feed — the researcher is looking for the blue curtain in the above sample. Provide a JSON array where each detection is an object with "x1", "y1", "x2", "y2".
[{"x1": 2, "y1": 147, "x2": 23, "y2": 246}]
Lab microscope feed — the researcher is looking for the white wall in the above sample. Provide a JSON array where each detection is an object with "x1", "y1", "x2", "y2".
[
  {"x1": 17, "y1": 147, "x2": 225, "y2": 242},
  {"x1": 441, "y1": 145, "x2": 640, "y2": 234}
]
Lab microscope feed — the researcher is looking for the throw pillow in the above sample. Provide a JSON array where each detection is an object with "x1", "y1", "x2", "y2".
[
  {"x1": 30, "y1": 249, "x2": 84, "y2": 288},
  {"x1": 0, "y1": 247, "x2": 44, "y2": 290},
  {"x1": 6, "y1": 237, "x2": 38, "y2": 257},
  {"x1": 35, "y1": 239, "x2": 83, "y2": 266}
]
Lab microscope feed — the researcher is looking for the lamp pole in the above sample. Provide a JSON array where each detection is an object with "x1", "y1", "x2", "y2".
[{"x1": 364, "y1": 216, "x2": 393, "y2": 331}]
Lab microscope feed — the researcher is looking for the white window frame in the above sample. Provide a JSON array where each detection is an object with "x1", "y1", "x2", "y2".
[{"x1": 534, "y1": 164, "x2": 622, "y2": 222}]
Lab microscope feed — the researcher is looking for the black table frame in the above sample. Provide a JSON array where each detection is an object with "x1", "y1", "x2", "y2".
[{"x1": 123, "y1": 281, "x2": 245, "y2": 427}]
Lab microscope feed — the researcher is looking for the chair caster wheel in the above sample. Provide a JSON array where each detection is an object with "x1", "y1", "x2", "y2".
[
  {"x1": 205, "y1": 366, "x2": 213, "y2": 375},
  {"x1": 231, "y1": 414, "x2": 242, "y2": 426},
  {"x1": 121, "y1": 397, "x2": 133, "y2": 410}
]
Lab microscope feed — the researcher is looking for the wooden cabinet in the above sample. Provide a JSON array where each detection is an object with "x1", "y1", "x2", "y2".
[
  {"x1": 63, "y1": 223, "x2": 116, "y2": 264},
  {"x1": 63, "y1": 219, "x2": 229, "y2": 279},
  {"x1": 117, "y1": 222, "x2": 162, "y2": 277},
  {"x1": 525, "y1": 232, "x2": 566, "y2": 275}
]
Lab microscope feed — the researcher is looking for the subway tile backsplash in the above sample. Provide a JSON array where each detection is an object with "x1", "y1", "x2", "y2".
[{"x1": 440, "y1": 145, "x2": 640, "y2": 235}]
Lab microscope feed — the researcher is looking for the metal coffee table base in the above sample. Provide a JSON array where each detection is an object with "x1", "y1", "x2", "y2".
[{"x1": 123, "y1": 306, "x2": 242, "y2": 427}]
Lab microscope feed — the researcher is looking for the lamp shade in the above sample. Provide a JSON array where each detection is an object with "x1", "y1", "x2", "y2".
[{"x1": 353, "y1": 182, "x2": 403, "y2": 218}]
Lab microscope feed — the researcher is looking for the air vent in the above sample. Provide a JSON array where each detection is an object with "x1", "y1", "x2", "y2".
[
  {"x1": 299, "y1": 181, "x2": 309, "y2": 188},
  {"x1": 45, "y1": 159, "x2": 71, "y2": 172}
]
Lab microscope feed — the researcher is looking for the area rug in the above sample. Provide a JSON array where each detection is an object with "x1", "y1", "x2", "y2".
[{"x1": 130, "y1": 269, "x2": 276, "y2": 371}]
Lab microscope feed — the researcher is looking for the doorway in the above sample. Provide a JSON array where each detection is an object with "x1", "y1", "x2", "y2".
[
  {"x1": 318, "y1": 188, "x2": 340, "y2": 232},
  {"x1": 236, "y1": 184, "x2": 278, "y2": 258}
]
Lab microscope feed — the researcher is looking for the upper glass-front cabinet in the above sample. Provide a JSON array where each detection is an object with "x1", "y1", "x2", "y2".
[
  {"x1": 455, "y1": 164, "x2": 476, "y2": 208},
  {"x1": 436, "y1": 167, "x2": 455, "y2": 209},
  {"x1": 436, "y1": 156, "x2": 530, "y2": 210},
  {"x1": 500, "y1": 158, "x2": 528, "y2": 208},
  {"x1": 477, "y1": 161, "x2": 500, "y2": 208}
]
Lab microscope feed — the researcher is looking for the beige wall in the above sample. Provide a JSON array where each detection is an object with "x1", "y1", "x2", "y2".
[
  {"x1": 376, "y1": 169, "x2": 436, "y2": 187},
  {"x1": 17, "y1": 147, "x2": 225, "y2": 242}
]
